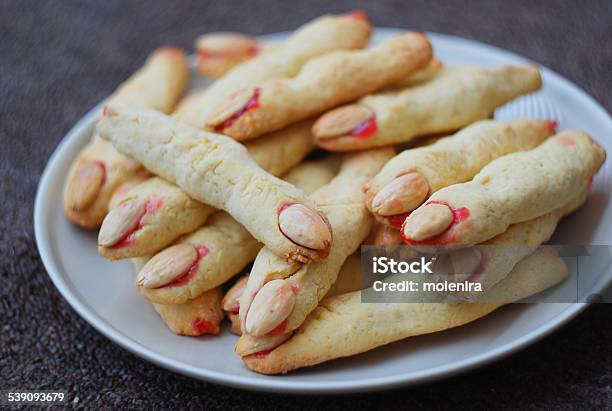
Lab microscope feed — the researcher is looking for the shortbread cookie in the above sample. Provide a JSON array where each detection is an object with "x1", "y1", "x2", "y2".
[
  {"x1": 196, "y1": 32, "x2": 262, "y2": 78},
  {"x1": 136, "y1": 156, "x2": 339, "y2": 305},
  {"x1": 364, "y1": 120, "x2": 555, "y2": 227},
  {"x1": 98, "y1": 120, "x2": 317, "y2": 260},
  {"x1": 242, "y1": 247, "x2": 567, "y2": 373},
  {"x1": 206, "y1": 33, "x2": 433, "y2": 141},
  {"x1": 153, "y1": 288, "x2": 225, "y2": 336},
  {"x1": 450, "y1": 184, "x2": 589, "y2": 300},
  {"x1": 97, "y1": 106, "x2": 333, "y2": 263},
  {"x1": 237, "y1": 148, "x2": 394, "y2": 343},
  {"x1": 225, "y1": 253, "x2": 363, "y2": 336},
  {"x1": 401, "y1": 130, "x2": 606, "y2": 249},
  {"x1": 174, "y1": 12, "x2": 371, "y2": 128},
  {"x1": 313, "y1": 65, "x2": 542, "y2": 151},
  {"x1": 64, "y1": 47, "x2": 189, "y2": 228}
]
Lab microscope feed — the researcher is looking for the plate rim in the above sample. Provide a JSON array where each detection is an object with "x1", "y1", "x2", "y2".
[{"x1": 34, "y1": 28, "x2": 611, "y2": 394}]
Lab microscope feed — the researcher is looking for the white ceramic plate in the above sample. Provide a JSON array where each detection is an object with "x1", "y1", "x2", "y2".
[{"x1": 34, "y1": 29, "x2": 612, "y2": 394}]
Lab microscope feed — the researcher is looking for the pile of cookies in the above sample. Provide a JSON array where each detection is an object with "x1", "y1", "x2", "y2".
[{"x1": 63, "y1": 12, "x2": 606, "y2": 374}]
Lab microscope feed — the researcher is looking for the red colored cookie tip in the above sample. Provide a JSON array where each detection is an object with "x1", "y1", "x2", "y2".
[
  {"x1": 545, "y1": 120, "x2": 558, "y2": 133},
  {"x1": 387, "y1": 212, "x2": 411, "y2": 229},
  {"x1": 345, "y1": 10, "x2": 369, "y2": 21},
  {"x1": 193, "y1": 318, "x2": 219, "y2": 335}
]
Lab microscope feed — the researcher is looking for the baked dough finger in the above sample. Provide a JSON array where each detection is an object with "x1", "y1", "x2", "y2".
[
  {"x1": 450, "y1": 184, "x2": 589, "y2": 300},
  {"x1": 174, "y1": 12, "x2": 371, "y2": 128},
  {"x1": 242, "y1": 247, "x2": 567, "y2": 373},
  {"x1": 135, "y1": 156, "x2": 340, "y2": 305},
  {"x1": 401, "y1": 130, "x2": 606, "y2": 250},
  {"x1": 64, "y1": 47, "x2": 189, "y2": 228},
  {"x1": 237, "y1": 148, "x2": 394, "y2": 342},
  {"x1": 97, "y1": 120, "x2": 318, "y2": 260},
  {"x1": 363, "y1": 119, "x2": 556, "y2": 227},
  {"x1": 206, "y1": 33, "x2": 433, "y2": 141},
  {"x1": 97, "y1": 106, "x2": 333, "y2": 264},
  {"x1": 313, "y1": 65, "x2": 542, "y2": 151},
  {"x1": 108, "y1": 174, "x2": 151, "y2": 208},
  {"x1": 224, "y1": 252, "x2": 364, "y2": 336}
]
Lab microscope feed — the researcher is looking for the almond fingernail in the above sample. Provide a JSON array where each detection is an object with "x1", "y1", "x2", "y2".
[
  {"x1": 98, "y1": 198, "x2": 146, "y2": 247},
  {"x1": 245, "y1": 279, "x2": 295, "y2": 336},
  {"x1": 222, "y1": 276, "x2": 249, "y2": 313},
  {"x1": 235, "y1": 332, "x2": 292, "y2": 357},
  {"x1": 65, "y1": 161, "x2": 105, "y2": 211},
  {"x1": 206, "y1": 88, "x2": 258, "y2": 128},
  {"x1": 137, "y1": 244, "x2": 198, "y2": 288},
  {"x1": 313, "y1": 104, "x2": 374, "y2": 139},
  {"x1": 402, "y1": 203, "x2": 453, "y2": 242},
  {"x1": 370, "y1": 172, "x2": 429, "y2": 216},
  {"x1": 278, "y1": 204, "x2": 332, "y2": 250}
]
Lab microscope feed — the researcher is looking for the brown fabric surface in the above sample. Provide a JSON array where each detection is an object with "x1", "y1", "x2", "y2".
[{"x1": 1, "y1": 0, "x2": 611, "y2": 408}]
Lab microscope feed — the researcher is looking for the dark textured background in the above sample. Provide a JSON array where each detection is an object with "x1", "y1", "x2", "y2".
[{"x1": 1, "y1": 0, "x2": 611, "y2": 408}]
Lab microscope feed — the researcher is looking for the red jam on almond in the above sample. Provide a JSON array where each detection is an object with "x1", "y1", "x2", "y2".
[
  {"x1": 162, "y1": 245, "x2": 209, "y2": 288},
  {"x1": 214, "y1": 87, "x2": 261, "y2": 132},
  {"x1": 111, "y1": 197, "x2": 163, "y2": 249},
  {"x1": 401, "y1": 200, "x2": 470, "y2": 245},
  {"x1": 266, "y1": 319, "x2": 288, "y2": 336},
  {"x1": 386, "y1": 211, "x2": 411, "y2": 229},
  {"x1": 351, "y1": 116, "x2": 378, "y2": 139},
  {"x1": 345, "y1": 10, "x2": 369, "y2": 21},
  {"x1": 94, "y1": 161, "x2": 107, "y2": 186}
]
